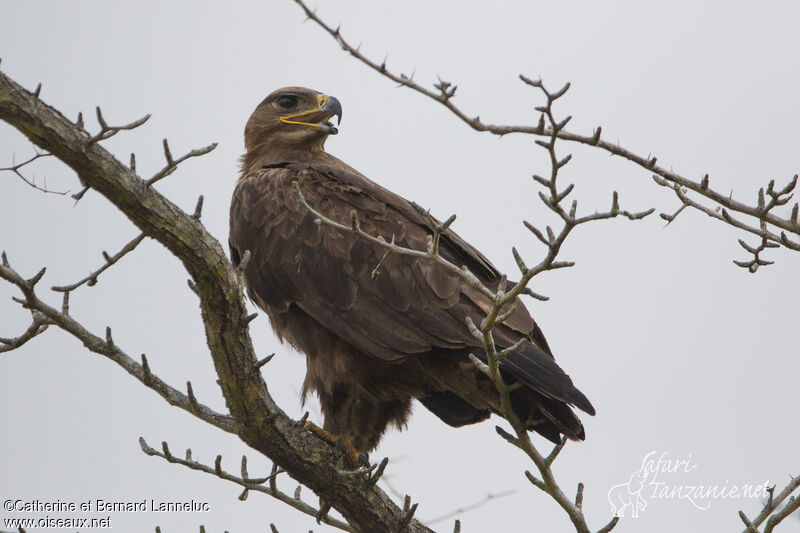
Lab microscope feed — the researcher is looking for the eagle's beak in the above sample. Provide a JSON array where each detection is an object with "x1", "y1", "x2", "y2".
[{"x1": 280, "y1": 94, "x2": 342, "y2": 135}]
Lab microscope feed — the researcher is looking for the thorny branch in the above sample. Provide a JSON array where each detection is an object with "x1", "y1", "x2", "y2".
[
  {"x1": 146, "y1": 138, "x2": 218, "y2": 186},
  {"x1": 138, "y1": 437, "x2": 352, "y2": 531},
  {"x1": 0, "y1": 149, "x2": 66, "y2": 195},
  {"x1": 293, "y1": 0, "x2": 800, "y2": 272},
  {"x1": 296, "y1": 78, "x2": 650, "y2": 533},
  {"x1": 739, "y1": 476, "x2": 800, "y2": 533},
  {"x1": 423, "y1": 489, "x2": 516, "y2": 526},
  {"x1": 51, "y1": 232, "x2": 147, "y2": 292},
  {"x1": 0, "y1": 69, "x2": 435, "y2": 533},
  {"x1": 0, "y1": 306, "x2": 51, "y2": 354},
  {"x1": 0, "y1": 251, "x2": 235, "y2": 433},
  {"x1": 86, "y1": 106, "x2": 151, "y2": 145}
]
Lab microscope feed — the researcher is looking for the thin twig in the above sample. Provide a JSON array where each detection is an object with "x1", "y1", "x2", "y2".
[
  {"x1": 146, "y1": 141, "x2": 218, "y2": 186},
  {"x1": 51, "y1": 233, "x2": 147, "y2": 292},
  {"x1": 139, "y1": 437, "x2": 352, "y2": 531},
  {"x1": 0, "y1": 255, "x2": 235, "y2": 433},
  {"x1": 294, "y1": 0, "x2": 800, "y2": 269},
  {"x1": 0, "y1": 150, "x2": 67, "y2": 195}
]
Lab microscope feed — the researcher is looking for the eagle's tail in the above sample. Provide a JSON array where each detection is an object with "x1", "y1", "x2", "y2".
[{"x1": 501, "y1": 341, "x2": 595, "y2": 443}]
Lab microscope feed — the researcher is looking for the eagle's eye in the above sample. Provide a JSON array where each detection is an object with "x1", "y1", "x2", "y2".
[{"x1": 276, "y1": 95, "x2": 298, "y2": 110}]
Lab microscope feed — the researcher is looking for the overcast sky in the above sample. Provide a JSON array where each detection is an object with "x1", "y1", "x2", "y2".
[{"x1": 1, "y1": 1, "x2": 798, "y2": 532}]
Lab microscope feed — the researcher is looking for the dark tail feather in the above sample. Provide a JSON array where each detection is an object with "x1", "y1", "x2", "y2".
[
  {"x1": 420, "y1": 390, "x2": 491, "y2": 427},
  {"x1": 501, "y1": 342, "x2": 595, "y2": 415},
  {"x1": 511, "y1": 389, "x2": 586, "y2": 442}
]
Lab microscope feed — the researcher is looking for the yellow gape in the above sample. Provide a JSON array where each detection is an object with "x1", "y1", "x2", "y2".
[{"x1": 279, "y1": 94, "x2": 333, "y2": 131}]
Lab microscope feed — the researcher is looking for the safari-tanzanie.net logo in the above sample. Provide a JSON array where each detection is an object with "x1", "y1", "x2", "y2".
[{"x1": 607, "y1": 451, "x2": 770, "y2": 518}]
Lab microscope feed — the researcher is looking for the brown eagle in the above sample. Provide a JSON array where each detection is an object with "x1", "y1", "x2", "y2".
[{"x1": 229, "y1": 87, "x2": 594, "y2": 465}]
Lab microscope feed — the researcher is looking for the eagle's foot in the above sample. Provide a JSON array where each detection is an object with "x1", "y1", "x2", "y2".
[{"x1": 303, "y1": 421, "x2": 369, "y2": 468}]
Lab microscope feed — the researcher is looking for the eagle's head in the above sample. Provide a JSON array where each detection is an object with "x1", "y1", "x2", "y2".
[{"x1": 244, "y1": 87, "x2": 342, "y2": 154}]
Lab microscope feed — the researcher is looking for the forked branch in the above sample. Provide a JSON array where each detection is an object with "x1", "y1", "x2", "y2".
[{"x1": 293, "y1": 0, "x2": 799, "y2": 271}]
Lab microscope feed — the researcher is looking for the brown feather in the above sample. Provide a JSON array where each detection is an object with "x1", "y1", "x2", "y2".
[{"x1": 229, "y1": 87, "x2": 594, "y2": 453}]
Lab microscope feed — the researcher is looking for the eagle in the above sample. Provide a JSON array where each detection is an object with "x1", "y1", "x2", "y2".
[{"x1": 229, "y1": 87, "x2": 594, "y2": 465}]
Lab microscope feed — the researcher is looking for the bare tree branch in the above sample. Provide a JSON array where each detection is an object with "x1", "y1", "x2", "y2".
[
  {"x1": 292, "y1": 0, "x2": 800, "y2": 271},
  {"x1": 146, "y1": 139, "x2": 218, "y2": 186},
  {"x1": 424, "y1": 489, "x2": 516, "y2": 526},
  {"x1": 51, "y1": 232, "x2": 147, "y2": 292},
  {"x1": 0, "y1": 69, "x2": 435, "y2": 533},
  {"x1": 0, "y1": 149, "x2": 67, "y2": 195},
  {"x1": 138, "y1": 437, "x2": 352, "y2": 531},
  {"x1": 0, "y1": 252, "x2": 235, "y2": 433},
  {"x1": 0, "y1": 302, "x2": 51, "y2": 354},
  {"x1": 86, "y1": 106, "x2": 151, "y2": 145},
  {"x1": 739, "y1": 475, "x2": 800, "y2": 533},
  {"x1": 293, "y1": 76, "x2": 643, "y2": 533}
]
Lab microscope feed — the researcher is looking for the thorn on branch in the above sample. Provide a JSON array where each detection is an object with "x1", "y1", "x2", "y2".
[
  {"x1": 592, "y1": 126, "x2": 602, "y2": 145},
  {"x1": 465, "y1": 316, "x2": 484, "y2": 341},
  {"x1": 511, "y1": 247, "x2": 528, "y2": 275},
  {"x1": 139, "y1": 436, "x2": 156, "y2": 455},
  {"x1": 192, "y1": 195, "x2": 204, "y2": 219},
  {"x1": 27, "y1": 267, "x2": 46, "y2": 287},
  {"x1": 187, "y1": 381, "x2": 198, "y2": 410},
  {"x1": 575, "y1": 482, "x2": 584, "y2": 509},
  {"x1": 295, "y1": 411, "x2": 309, "y2": 427},
  {"x1": 523, "y1": 220, "x2": 549, "y2": 246},
  {"x1": 495, "y1": 305, "x2": 516, "y2": 326},
  {"x1": 468, "y1": 353, "x2": 490, "y2": 376},
  {"x1": 187, "y1": 279, "x2": 199, "y2": 295},
  {"x1": 371, "y1": 245, "x2": 391, "y2": 280},
  {"x1": 518, "y1": 74, "x2": 542, "y2": 88},
  {"x1": 495, "y1": 425, "x2": 519, "y2": 446},
  {"x1": 556, "y1": 153, "x2": 572, "y2": 168},
  {"x1": 551, "y1": 82, "x2": 571, "y2": 100},
  {"x1": 521, "y1": 287, "x2": 549, "y2": 301},
  {"x1": 368, "y1": 456, "x2": 389, "y2": 486},
  {"x1": 141, "y1": 353, "x2": 152, "y2": 384},
  {"x1": 660, "y1": 204, "x2": 688, "y2": 226},
  {"x1": 555, "y1": 116, "x2": 572, "y2": 131},
  {"x1": 72, "y1": 186, "x2": 90, "y2": 202},
  {"x1": 250, "y1": 353, "x2": 275, "y2": 376},
  {"x1": 498, "y1": 337, "x2": 526, "y2": 359},
  {"x1": 145, "y1": 141, "x2": 217, "y2": 186},
  {"x1": 525, "y1": 470, "x2": 546, "y2": 491},
  {"x1": 61, "y1": 290, "x2": 70, "y2": 315},
  {"x1": 399, "y1": 501, "x2": 418, "y2": 529},
  {"x1": 739, "y1": 510, "x2": 758, "y2": 533}
]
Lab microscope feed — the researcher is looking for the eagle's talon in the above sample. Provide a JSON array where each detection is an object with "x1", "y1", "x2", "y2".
[
  {"x1": 316, "y1": 500, "x2": 331, "y2": 524},
  {"x1": 302, "y1": 420, "x2": 367, "y2": 469}
]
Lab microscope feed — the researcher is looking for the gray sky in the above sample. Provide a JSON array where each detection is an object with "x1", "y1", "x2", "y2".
[{"x1": 1, "y1": 1, "x2": 798, "y2": 532}]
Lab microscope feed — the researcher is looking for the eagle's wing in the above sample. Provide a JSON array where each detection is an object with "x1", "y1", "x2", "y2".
[{"x1": 229, "y1": 161, "x2": 593, "y2": 416}]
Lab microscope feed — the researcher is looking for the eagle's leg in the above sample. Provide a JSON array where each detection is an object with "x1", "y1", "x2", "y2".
[{"x1": 303, "y1": 420, "x2": 369, "y2": 467}]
